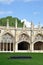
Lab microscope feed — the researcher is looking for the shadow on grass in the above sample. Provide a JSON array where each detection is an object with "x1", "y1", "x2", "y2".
[{"x1": 9, "y1": 56, "x2": 32, "y2": 59}]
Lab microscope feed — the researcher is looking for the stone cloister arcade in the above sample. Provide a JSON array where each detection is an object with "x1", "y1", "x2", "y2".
[
  {"x1": 0, "y1": 21, "x2": 43, "y2": 52},
  {"x1": 0, "y1": 32, "x2": 43, "y2": 52},
  {"x1": 0, "y1": 33, "x2": 14, "y2": 52}
]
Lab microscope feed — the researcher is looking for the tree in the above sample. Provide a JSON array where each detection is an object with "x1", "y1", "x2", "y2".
[{"x1": 0, "y1": 16, "x2": 23, "y2": 27}]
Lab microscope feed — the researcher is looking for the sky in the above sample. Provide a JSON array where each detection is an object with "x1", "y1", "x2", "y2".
[{"x1": 0, "y1": 0, "x2": 43, "y2": 27}]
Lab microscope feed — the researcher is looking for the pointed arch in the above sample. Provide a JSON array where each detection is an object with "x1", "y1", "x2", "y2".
[
  {"x1": 18, "y1": 41, "x2": 30, "y2": 50},
  {"x1": 0, "y1": 32, "x2": 14, "y2": 51},
  {"x1": 33, "y1": 33, "x2": 43, "y2": 51},
  {"x1": 34, "y1": 41, "x2": 43, "y2": 50},
  {"x1": 2, "y1": 32, "x2": 14, "y2": 43}
]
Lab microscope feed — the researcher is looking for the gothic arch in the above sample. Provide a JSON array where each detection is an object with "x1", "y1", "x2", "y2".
[
  {"x1": 34, "y1": 41, "x2": 43, "y2": 50},
  {"x1": 17, "y1": 40, "x2": 30, "y2": 45},
  {"x1": 2, "y1": 32, "x2": 14, "y2": 43},
  {"x1": 16, "y1": 33, "x2": 30, "y2": 51},
  {"x1": 0, "y1": 32, "x2": 14, "y2": 51},
  {"x1": 18, "y1": 41, "x2": 30, "y2": 50},
  {"x1": 33, "y1": 33, "x2": 43, "y2": 50}
]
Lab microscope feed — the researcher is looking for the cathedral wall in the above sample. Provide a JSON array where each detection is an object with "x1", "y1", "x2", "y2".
[{"x1": 0, "y1": 25, "x2": 43, "y2": 52}]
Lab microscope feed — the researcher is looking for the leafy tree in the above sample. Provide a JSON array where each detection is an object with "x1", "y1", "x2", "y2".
[{"x1": 0, "y1": 16, "x2": 24, "y2": 27}]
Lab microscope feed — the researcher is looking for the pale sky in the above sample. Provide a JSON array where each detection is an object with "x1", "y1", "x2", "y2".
[{"x1": 0, "y1": 0, "x2": 43, "y2": 26}]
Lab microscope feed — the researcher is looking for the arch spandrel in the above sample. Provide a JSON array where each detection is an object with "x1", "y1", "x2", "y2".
[
  {"x1": 17, "y1": 33, "x2": 31, "y2": 44},
  {"x1": 34, "y1": 32, "x2": 43, "y2": 39},
  {"x1": 1, "y1": 33, "x2": 14, "y2": 43},
  {"x1": 33, "y1": 33, "x2": 43, "y2": 44}
]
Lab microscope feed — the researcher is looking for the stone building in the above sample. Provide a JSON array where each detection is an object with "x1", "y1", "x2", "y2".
[{"x1": 0, "y1": 20, "x2": 43, "y2": 52}]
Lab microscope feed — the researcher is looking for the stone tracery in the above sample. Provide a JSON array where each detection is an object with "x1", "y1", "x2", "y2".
[
  {"x1": 0, "y1": 33, "x2": 14, "y2": 51},
  {"x1": 19, "y1": 33, "x2": 30, "y2": 42},
  {"x1": 34, "y1": 34, "x2": 43, "y2": 41},
  {"x1": 2, "y1": 33, "x2": 13, "y2": 43}
]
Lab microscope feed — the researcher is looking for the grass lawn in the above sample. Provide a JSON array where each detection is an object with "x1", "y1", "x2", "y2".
[{"x1": 0, "y1": 53, "x2": 43, "y2": 65}]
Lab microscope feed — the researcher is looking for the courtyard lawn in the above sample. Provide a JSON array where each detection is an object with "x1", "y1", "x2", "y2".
[{"x1": 0, "y1": 53, "x2": 43, "y2": 65}]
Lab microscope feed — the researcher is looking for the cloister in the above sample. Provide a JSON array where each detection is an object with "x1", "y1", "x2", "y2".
[{"x1": 0, "y1": 21, "x2": 43, "y2": 52}]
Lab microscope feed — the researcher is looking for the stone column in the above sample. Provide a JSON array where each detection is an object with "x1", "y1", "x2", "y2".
[
  {"x1": 5, "y1": 43, "x2": 6, "y2": 51},
  {"x1": 10, "y1": 43, "x2": 11, "y2": 51},
  {"x1": 3, "y1": 43, "x2": 4, "y2": 51},
  {"x1": 13, "y1": 42, "x2": 14, "y2": 51},
  {"x1": 30, "y1": 43, "x2": 34, "y2": 52},
  {"x1": 15, "y1": 43, "x2": 18, "y2": 52},
  {"x1": 6, "y1": 43, "x2": 8, "y2": 51},
  {"x1": 0, "y1": 43, "x2": 1, "y2": 51},
  {"x1": 31, "y1": 43, "x2": 34, "y2": 52},
  {"x1": 30, "y1": 44, "x2": 32, "y2": 51}
]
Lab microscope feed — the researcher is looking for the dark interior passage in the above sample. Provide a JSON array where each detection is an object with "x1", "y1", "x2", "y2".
[
  {"x1": 34, "y1": 41, "x2": 43, "y2": 50},
  {"x1": 18, "y1": 41, "x2": 30, "y2": 50}
]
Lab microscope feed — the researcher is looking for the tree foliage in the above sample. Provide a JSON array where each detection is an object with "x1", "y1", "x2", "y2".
[{"x1": 0, "y1": 16, "x2": 24, "y2": 27}]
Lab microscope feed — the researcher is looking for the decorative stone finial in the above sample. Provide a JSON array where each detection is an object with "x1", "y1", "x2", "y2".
[
  {"x1": 15, "y1": 19, "x2": 17, "y2": 28},
  {"x1": 38, "y1": 22, "x2": 41, "y2": 33},
  {"x1": 31, "y1": 21, "x2": 34, "y2": 29},
  {"x1": 23, "y1": 21, "x2": 26, "y2": 29},
  {"x1": 38, "y1": 22, "x2": 40, "y2": 28},
  {"x1": 7, "y1": 19, "x2": 9, "y2": 28}
]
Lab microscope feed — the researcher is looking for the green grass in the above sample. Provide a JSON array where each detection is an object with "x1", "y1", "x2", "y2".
[{"x1": 0, "y1": 53, "x2": 43, "y2": 65}]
